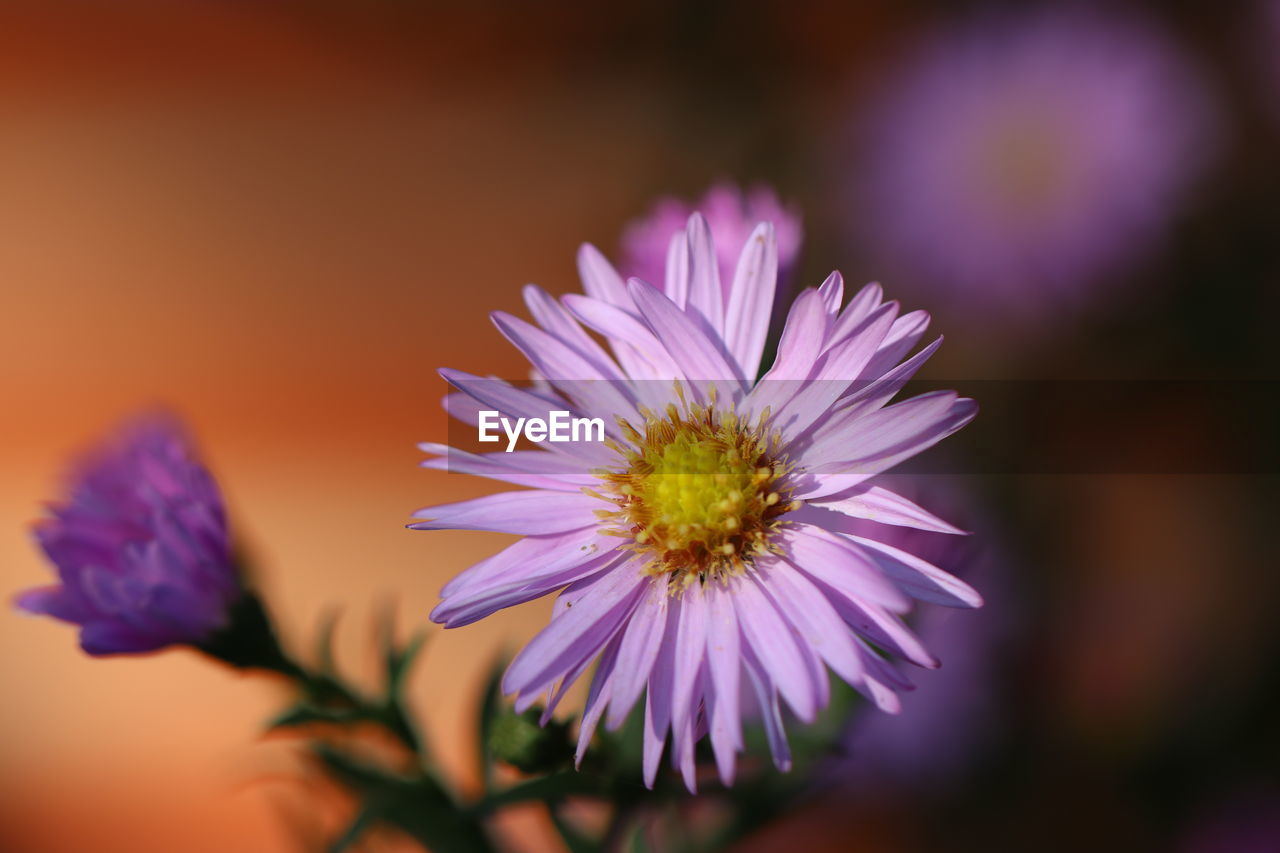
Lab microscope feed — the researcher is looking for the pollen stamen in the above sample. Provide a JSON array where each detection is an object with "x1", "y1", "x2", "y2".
[{"x1": 596, "y1": 391, "x2": 795, "y2": 585}]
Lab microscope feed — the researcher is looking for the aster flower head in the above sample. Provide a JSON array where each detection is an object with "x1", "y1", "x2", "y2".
[
  {"x1": 415, "y1": 213, "x2": 980, "y2": 790},
  {"x1": 852, "y1": 8, "x2": 1216, "y2": 326},
  {"x1": 621, "y1": 183, "x2": 803, "y2": 301},
  {"x1": 16, "y1": 415, "x2": 242, "y2": 656}
]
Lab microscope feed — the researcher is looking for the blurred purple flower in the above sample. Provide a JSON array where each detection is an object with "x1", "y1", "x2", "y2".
[
  {"x1": 621, "y1": 183, "x2": 803, "y2": 301},
  {"x1": 852, "y1": 9, "x2": 1217, "y2": 327},
  {"x1": 15, "y1": 415, "x2": 242, "y2": 656},
  {"x1": 834, "y1": 478, "x2": 1013, "y2": 793}
]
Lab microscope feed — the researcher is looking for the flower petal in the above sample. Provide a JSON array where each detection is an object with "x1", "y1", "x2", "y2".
[
  {"x1": 491, "y1": 312, "x2": 641, "y2": 424},
  {"x1": 704, "y1": 579, "x2": 743, "y2": 784},
  {"x1": 410, "y1": 489, "x2": 601, "y2": 534},
  {"x1": 762, "y1": 560, "x2": 866, "y2": 686},
  {"x1": 577, "y1": 243, "x2": 630, "y2": 308},
  {"x1": 575, "y1": 633, "x2": 623, "y2": 765},
  {"x1": 503, "y1": 560, "x2": 648, "y2": 700},
  {"x1": 563, "y1": 294, "x2": 685, "y2": 381},
  {"x1": 643, "y1": 604, "x2": 681, "y2": 788},
  {"x1": 828, "y1": 281, "x2": 884, "y2": 342},
  {"x1": 627, "y1": 278, "x2": 744, "y2": 386},
  {"x1": 743, "y1": 650, "x2": 792, "y2": 772},
  {"x1": 432, "y1": 537, "x2": 621, "y2": 628},
  {"x1": 669, "y1": 580, "x2": 708, "y2": 788},
  {"x1": 779, "y1": 522, "x2": 911, "y2": 612},
  {"x1": 816, "y1": 271, "x2": 844, "y2": 318},
  {"x1": 731, "y1": 569, "x2": 819, "y2": 721},
  {"x1": 845, "y1": 533, "x2": 984, "y2": 608},
  {"x1": 803, "y1": 391, "x2": 977, "y2": 471},
  {"x1": 418, "y1": 443, "x2": 596, "y2": 491},
  {"x1": 810, "y1": 484, "x2": 967, "y2": 534},
  {"x1": 723, "y1": 222, "x2": 778, "y2": 380},
  {"x1": 522, "y1": 284, "x2": 627, "y2": 381},
  {"x1": 606, "y1": 575, "x2": 670, "y2": 729},
  {"x1": 684, "y1": 213, "x2": 726, "y2": 337}
]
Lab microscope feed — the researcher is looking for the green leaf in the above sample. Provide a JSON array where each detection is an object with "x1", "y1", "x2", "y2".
[
  {"x1": 267, "y1": 703, "x2": 366, "y2": 731},
  {"x1": 488, "y1": 707, "x2": 575, "y2": 774},
  {"x1": 473, "y1": 772, "x2": 604, "y2": 815},
  {"x1": 313, "y1": 746, "x2": 495, "y2": 853},
  {"x1": 478, "y1": 655, "x2": 507, "y2": 791},
  {"x1": 387, "y1": 629, "x2": 428, "y2": 698},
  {"x1": 315, "y1": 608, "x2": 342, "y2": 675}
]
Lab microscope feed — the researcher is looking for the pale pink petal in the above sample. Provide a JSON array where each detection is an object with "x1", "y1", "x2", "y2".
[
  {"x1": 779, "y1": 522, "x2": 911, "y2": 612},
  {"x1": 522, "y1": 284, "x2": 627, "y2": 381},
  {"x1": 762, "y1": 288, "x2": 830, "y2": 381},
  {"x1": 643, "y1": 604, "x2": 680, "y2": 788},
  {"x1": 762, "y1": 560, "x2": 866, "y2": 686},
  {"x1": 503, "y1": 562, "x2": 648, "y2": 700},
  {"x1": 743, "y1": 651, "x2": 792, "y2": 772},
  {"x1": 575, "y1": 634, "x2": 623, "y2": 765},
  {"x1": 816, "y1": 270, "x2": 844, "y2": 319},
  {"x1": 627, "y1": 278, "x2": 744, "y2": 386},
  {"x1": 845, "y1": 533, "x2": 984, "y2": 608},
  {"x1": 439, "y1": 368, "x2": 616, "y2": 466},
  {"x1": 577, "y1": 243, "x2": 630, "y2": 308},
  {"x1": 418, "y1": 443, "x2": 596, "y2": 491},
  {"x1": 731, "y1": 569, "x2": 819, "y2": 721},
  {"x1": 863, "y1": 310, "x2": 931, "y2": 379},
  {"x1": 803, "y1": 391, "x2": 977, "y2": 470},
  {"x1": 684, "y1": 213, "x2": 726, "y2": 337},
  {"x1": 833, "y1": 336, "x2": 944, "y2": 423},
  {"x1": 723, "y1": 222, "x2": 779, "y2": 380},
  {"x1": 663, "y1": 228, "x2": 690, "y2": 309},
  {"x1": 491, "y1": 312, "x2": 642, "y2": 423},
  {"x1": 669, "y1": 581, "x2": 709, "y2": 787},
  {"x1": 704, "y1": 579, "x2": 743, "y2": 784},
  {"x1": 432, "y1": 546, "x2": 622, "y2": 629},
  {"x1": 563, "y1": 294, "x2": 685, "y2": 381},
  {"x1": 606, "y1": 576, "x2": 670, "y2": 729},
  {"x1": 409, "y1": 489, "x2": 601, "y2": 535},
  {"x1": 810, "y1": 484, "x2": 967, "y2": 534},
  {"x1": 823, "y1": 592, "x2": 939, "y2": 669},
  {"x1": 828, "y1": 281, "x2": 884, "y2": 343}
]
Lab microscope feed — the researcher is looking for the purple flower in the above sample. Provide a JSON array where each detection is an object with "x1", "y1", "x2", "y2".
[
  {"x1": 414, "y1": 213, "x2": 980, "y2": 790},
  {"x1": 15, "y1": 415, "x2": 242, "y2": 656},
  {"x1": 851, "y1": 9, "x2": 1216, "y2": 326},
  {"x1": 621, "y1": 184, "x2": 803, "y2": 304}
]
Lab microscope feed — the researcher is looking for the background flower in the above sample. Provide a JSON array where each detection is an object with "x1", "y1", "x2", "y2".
[
  {"x1": 850, "y1": 8, "x2": 1217, "y2": 329},
  {"x1": 621, "y1": 183, "x2": 803, "y2": 307},
  {"x1": 16, "y1": 415, "x2": 242, "y2": 655}
]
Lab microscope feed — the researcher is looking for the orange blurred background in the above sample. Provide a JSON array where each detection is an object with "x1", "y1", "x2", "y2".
[{"x1": 0, "y1": 4, "x2": 695, "y2": 849}]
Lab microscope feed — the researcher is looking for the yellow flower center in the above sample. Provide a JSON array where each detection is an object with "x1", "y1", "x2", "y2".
[{"x1": 594, "y1": 392, "x2": 795, "y2": 586}]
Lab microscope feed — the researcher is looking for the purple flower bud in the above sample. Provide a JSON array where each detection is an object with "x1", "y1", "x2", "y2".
[{"x1": 15, "y1": 414, "x2": 243, "y2": 656}]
